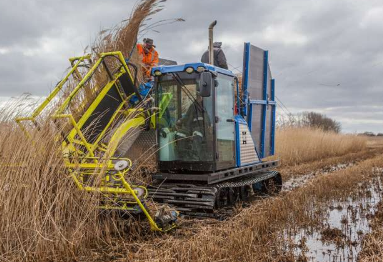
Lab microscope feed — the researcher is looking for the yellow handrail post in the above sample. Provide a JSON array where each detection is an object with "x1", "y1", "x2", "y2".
[
  {"x1": 32, "y1": 54, "x2": 91, "y2": 118},
  {"x1": 118, "y1": 173, "x2": 162, "y2": 231}
]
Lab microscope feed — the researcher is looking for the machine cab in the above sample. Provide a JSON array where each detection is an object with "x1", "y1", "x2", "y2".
[{"x1": 153, "y1": 63, "x2": 237, "y2": 173}]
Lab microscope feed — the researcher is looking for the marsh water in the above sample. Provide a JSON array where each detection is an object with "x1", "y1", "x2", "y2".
[{"x1": 288, "y1": 177, "x2": 382, "y2": 261}]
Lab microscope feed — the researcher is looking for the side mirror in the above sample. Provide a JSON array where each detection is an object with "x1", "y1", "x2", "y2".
[{"x1": 199, "y1": 72, "x2": 213, "y2": 97}]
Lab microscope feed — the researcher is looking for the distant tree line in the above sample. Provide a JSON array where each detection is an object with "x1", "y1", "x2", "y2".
[
  {"x1": 278, "y1": 111, "x2": 342, "y2": 133},
  {"x1": 358, "y1": 132, "x2": 383, "y2": 137},
  {"x1": 300, "y1": 112, "x2": 341, "y2": 133}
]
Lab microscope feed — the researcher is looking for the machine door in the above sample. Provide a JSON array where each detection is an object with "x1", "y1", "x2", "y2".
[
  {"x1": 156, "y1": 72, "x2": 215, "y2": 172},
  {"x1": 215, "y1": 73, "x2": 236, "y2": 170}
]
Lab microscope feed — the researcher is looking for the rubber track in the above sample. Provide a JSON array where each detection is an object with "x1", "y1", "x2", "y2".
[{"x1": 148, "y1": 171, "x2": 279, "y2": 217}]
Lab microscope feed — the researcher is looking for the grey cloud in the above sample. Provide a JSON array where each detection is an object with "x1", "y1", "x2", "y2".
[
  {"x1": 0, "y1": 0, "x2": 382, "y2": 133},
  {"x1": 0, "y1": 1, "x2": 52, "y2": 47}
]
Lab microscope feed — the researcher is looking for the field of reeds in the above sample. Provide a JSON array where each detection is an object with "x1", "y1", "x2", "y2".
[
  {"x1": 1, "y1": 100, "x2": 380, "y2": 261},
  {"x1": 1, "y1": 0, "x2": 383, "y2": 261},
  {"x1": 275, "y1": 126, "x2": 367, "y2": 167},
  {"x1": 0, "y1": 1, "x2": 167, "y2": 261}
]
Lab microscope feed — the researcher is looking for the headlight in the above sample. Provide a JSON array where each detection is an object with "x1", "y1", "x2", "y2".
[
  {"x1": 154, "y1": 70, "x2": 162, "y2": 76},
  {"x1": 185, "y1": 67, "x2": 194, "y2": 74},
  {"x1": 196, "y1": 66, "x2": 205, "y2": 73}
]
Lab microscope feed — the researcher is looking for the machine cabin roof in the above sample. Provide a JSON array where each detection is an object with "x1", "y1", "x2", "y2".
[{"x1": 151, "y1": 62, "x2": 235, "y2": 78}]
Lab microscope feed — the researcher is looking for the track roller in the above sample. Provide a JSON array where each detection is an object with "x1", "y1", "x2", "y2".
[{"x1": 252, "y1": 172, "x2": 282, "y2": 195}]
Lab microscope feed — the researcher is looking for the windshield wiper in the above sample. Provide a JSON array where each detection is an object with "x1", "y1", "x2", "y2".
[{"x1": 171, "y1": 72, "x2": 205, "y2": 113}]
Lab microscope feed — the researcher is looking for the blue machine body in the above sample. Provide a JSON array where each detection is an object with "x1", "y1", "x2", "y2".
[
  {"x1": 151, "y1": 43, "x2": 276, "y2": 169},
  {"x1": 129, "y1": 81, "x2": 153, "y2": 104}
]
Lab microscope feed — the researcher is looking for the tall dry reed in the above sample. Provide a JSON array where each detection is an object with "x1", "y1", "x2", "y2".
[
  {"x1": 0, "y1": 104, "x2": 101, "y2": 261},
  {"x1": 275, "y1": 127, "x2": 367, "y2": 166},
  {"x1": 0, "y1": 1, "x2": 166, "y2": 261}
]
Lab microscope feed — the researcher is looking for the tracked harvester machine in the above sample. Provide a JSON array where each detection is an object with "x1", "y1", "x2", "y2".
[{"x1": 16, "y1": 22, "x2": 281, "y2": 231}]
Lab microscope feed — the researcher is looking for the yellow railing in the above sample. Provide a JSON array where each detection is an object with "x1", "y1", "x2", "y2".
[{"x1": 15, "y1": 51, "x2": 176, "y2": 232}]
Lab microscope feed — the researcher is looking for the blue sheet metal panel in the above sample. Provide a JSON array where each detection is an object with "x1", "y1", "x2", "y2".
[
  {"x1": 235, "y1": 115, "x2": 248, "y2": 125},
  {"x1": 270, "y1": 79, "x2": 276, "y2": 155},
  {"x1": 249, "y1": 100, "x2": 267, "y2": 105},
  {"x1": 264, "y1": 52, "x2": 275, "y2": 157},
  {"x1": 267, "y1": 64, "x2": 273, "y2": 99},
  {"x1": 242, "y1": 43, "x2": 250, "y2": 116},
  {"x1": 247, "y1": 103, "x2": 253, "y2": 131},
  {"x1": 265, "y1": 104, "x2": 272, "y2": 156},
  {"x1": 235, "y1": 119, "x2": 241, "y2": 167}
]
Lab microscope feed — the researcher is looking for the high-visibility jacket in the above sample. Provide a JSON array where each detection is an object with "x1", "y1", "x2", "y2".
[{"x1": 137, "y1": 44, "x2": 159, "y2": 77}]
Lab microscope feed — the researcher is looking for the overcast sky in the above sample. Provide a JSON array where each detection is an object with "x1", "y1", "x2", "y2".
[{"x1": 1, "y1": 0, "x2": 382, "y2": 133}]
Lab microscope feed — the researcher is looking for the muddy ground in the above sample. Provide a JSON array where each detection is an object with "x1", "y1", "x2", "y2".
[
  {"x1": 277, "y1": 139, "x2": 383, "y2": 262},
  {"x1": 85, "y1": 138, "x2": 383, "y2": 262}
]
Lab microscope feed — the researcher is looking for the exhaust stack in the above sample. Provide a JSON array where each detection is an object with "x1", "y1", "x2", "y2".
[{"x1": 208, "y1": 20, "x2": 217, "y2": 65}]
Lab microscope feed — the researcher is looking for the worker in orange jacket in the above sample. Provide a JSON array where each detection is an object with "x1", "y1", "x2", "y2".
[{"x1": 137, "y1": 38, "x2": 159, "y2": 80}]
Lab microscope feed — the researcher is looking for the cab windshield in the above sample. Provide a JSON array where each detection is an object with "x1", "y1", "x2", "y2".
[{"x1": 157, "y1": 73, "x2": 213, "y2": 162}]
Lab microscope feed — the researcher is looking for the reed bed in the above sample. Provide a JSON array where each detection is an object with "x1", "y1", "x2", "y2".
[
  {"x1": 0, "y1": 1, "x2": 166, "y2": 261},
  {"x1": 275, "y1": 127, "x2": 367, "y2": 167},
  {"x1": 0, "y1": 106, "x2": 101, "y2": 261}
]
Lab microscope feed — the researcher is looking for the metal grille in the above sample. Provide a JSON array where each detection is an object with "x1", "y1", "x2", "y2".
[
  {"x1": 239, "y1": 123, "x2": 259, "y2": 164},
  {"x1": 123, "y1": 130, "x2": 157, "y2": 167},
  {"x1": 247, "y1": 45, "x2": 265, "y2": 100},
  {"x1": 216, "y1": 171, "x2": 279, "y2": 188},
  {"x1": 250, "y1": 103, "x2": 262, "y2": 154}
]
